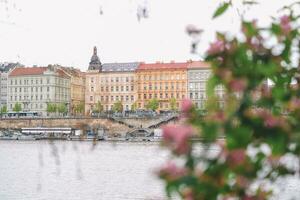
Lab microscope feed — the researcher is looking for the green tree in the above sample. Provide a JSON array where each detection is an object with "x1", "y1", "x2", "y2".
[
  {"x1": 0, "y1": 105, "x2": 7, "y2": 118},
  {"x1": 57, "y1": 103, "x2": 67, "y2": 116},
  {"x1": 169, "y1": 98, "x2": 177, "y2": 111},
  {"x1": 112, "y1": 101, "x2": 123, "y2": 113},
  {"x1": 131, "y1": 101, "x2": 138, "y2": 111},
  {"x1": 93, "y1": 101, "x2": 103, "y2": 117},
  {"x1": 146, "y1": 98, "x2": 159, "y2": 111},
  {"x1": 46, "y1": 103, "x2": 57, "y2": 117},
  {"x1": 13, "y1": 102, "x2": 22, "y2": 113},
  {"x1": 74, "y1": 102, "x2": 84, "y2": 116}
]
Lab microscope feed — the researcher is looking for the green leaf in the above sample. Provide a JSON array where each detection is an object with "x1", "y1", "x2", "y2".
[{"x1": 213, "y1": 3, "x2": 230, "y2": 19}]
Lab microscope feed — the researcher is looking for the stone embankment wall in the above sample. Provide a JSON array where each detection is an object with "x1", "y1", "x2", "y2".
[
  {"x1": 0, "y1": 118, "x2": 131, "y2": 135},
  {"x1": 0, "y1": 116, "x2": 179, "y2": 136}
]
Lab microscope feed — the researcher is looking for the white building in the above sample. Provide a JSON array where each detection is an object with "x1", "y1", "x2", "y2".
[
  {"x1": 8, "y1": 66, "x2": 71, "y2": 116},
  {"x1": 187, "y1": 61, "x2": 225, "y2": 109},
  {"x1": 0, "y1": 72, "x2": 8, "y2": 109}
]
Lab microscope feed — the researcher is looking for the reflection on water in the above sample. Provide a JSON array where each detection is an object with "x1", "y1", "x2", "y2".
[{"x1": 0, "y1": 141, "x2": 168, "y2": 200}]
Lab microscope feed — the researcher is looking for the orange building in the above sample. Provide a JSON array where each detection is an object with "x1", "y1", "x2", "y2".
[{"x1": 136, "y1": 62, "x2": 189, "y2": 111}]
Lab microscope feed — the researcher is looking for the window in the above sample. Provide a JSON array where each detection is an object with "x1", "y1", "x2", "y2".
[
  {"x1": 121, "y1": 86, "x2": 124, "y2": 91},
  {"x1": 131, "y1": 86, "x2": 134, "y2": 91},
  {"x1": 91, "y1": 87, "x2": 94, "y2": 92},
  {"x1": 111, "y1": 96, "x2": 114, "y2": 101},
  {"x1": 91, "y1": 78, "x2": 94, "y2": 83},
  {"x1": 90, "y1": 96, "x2": 93, "y2": 101},
  {"x1": 144, "y1": 94, "x2": 147, "y2": 99},
  {"x1": 126, "y1": 86, "x2": 129, "y2": 91},
  {"x1": 111, "y1": 86, "x2": 114, "y2": 92},
  {"x1": 126, "y1": 96, "x2": 129, "y2": 101}
]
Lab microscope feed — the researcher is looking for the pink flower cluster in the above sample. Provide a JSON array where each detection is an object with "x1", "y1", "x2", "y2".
[
  {"x1": 229, "y1": 79, "x2": 247, "y2": 92},
  {"x1": 181, "y1": 99, "x2": 193, "y2": 113},
  {"x1": 162, "y1": 125, "x2": 194, "y2": 155},
  {"x1": 207, "y1": 40, "x2": 225, "y2": 55},
  {"x1": 158, "y1": 161, "x2": 187, "y2": 180},
  {"x1": 227, "y1": 149, "x2": 246, "y2": 166},
  {"x1": 280, "y1": 15, "x2": 292, "y2": 35}
]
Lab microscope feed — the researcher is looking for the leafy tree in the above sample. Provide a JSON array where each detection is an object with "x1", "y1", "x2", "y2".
[
  {"x1": 169, "y1": 98, "x2": 177, "y2": 111},
  {"x1": 46, "y1": 103, "x2": 57, "y2": 116},
  {"x1": 159, "y1": 1, "x2": 300, "y2": 200},
  {"x1": 13, "y1": 102, "x2": 22, "y2": 113},
  {"x1": 112, "y1": 101, "x2": 123, "y2": 113},
  {"x1": 74, "y1": 103, "x2": 84, "y2": 116},
  {"x1": 0, "y1": 105, "x2": 7, "y2": 118},
  {"x1": 131, "y1": 101, "x2": 138, "y2": 111},
  {"x1": 93, "y1": 101, "x2": 103, "y2": 113},
  {"x1": 57, "y1": 103, "x2": 67, "y2": 116},
  {"x1": 146, "y1": 98, "x2": 159, "y2": 111}
]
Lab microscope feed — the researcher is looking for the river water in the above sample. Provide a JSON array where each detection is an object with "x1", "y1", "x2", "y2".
[
  {"x1": 0, "y1": 141, "x2": 169, "y2": 200},
  {"x1": 0, "y1": 141, "x2": 300, "y2": 200}
]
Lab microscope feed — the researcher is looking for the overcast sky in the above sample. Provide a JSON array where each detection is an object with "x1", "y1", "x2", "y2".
[{"x1": 0, "y1": 0, "x2": 296, "y2": 71}]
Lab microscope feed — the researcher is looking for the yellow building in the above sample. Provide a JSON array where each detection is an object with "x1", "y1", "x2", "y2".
[
  {"x1": 136, "y1": 62, "x2": 189, "y2": 111},
  {"x1": 58, "y1": 66, "x2": 86, "y2": 115}
]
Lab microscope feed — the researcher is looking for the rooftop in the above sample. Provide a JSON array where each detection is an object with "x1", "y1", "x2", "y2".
[
  {"x1": 187, "y1": 61, "x2": 210, "y2": 69},
  {"x1": 9, "y1": 67, "x2": 48, "y2": 76},
  {"x1": 101, "y1": 62, "x2": 139, "y2": 72},
  {"x1": 137, "y1": 62, "x2": 189, "y2": 71}
]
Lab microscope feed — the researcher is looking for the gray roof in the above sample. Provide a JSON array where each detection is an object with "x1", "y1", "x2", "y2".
[{"x1": 101, "y1": 62, "x2": 139, "y2": 72}]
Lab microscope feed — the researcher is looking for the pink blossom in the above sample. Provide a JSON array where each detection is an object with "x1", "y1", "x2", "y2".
[
  {"x1": 181, "y1": 99, "x2": 193, "y2": 113},
  {"x1": 162, "y1": 125, "x2": 194, "y2": 155},
  {"x1": 158, "y1": 161, "x2": 186, "y2": 180},
  {"x1": 280, "y1": 15, "x2": 292, "y2": 35},
  {"x1": 227, "y1": 149, "x2": 246, "y2": 165},
  {"x1": 263, "y1": 115, "x2": 278, "y2": 128},
  {"x1": 229, "y1": 79, "x2": 247, "y2": 92},
  {"x1": 207, "y1": 40, "x2": 225, "y2": 55}
]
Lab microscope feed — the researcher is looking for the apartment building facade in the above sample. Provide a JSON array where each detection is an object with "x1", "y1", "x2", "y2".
[
  {"x1": 8, "y1": 66, "x2": 71, "y2": 116},
  {"x1": 187, "y1": 61, "x2": 225, "y2": 109},
  {"x1": 85, "y1": 63, "x2": 139, "y2": 114},
  {"x1": 58, "y1": 66, "x2": 86, "y2": 115},
  {"x1": 136, "y1": 62, "x2": 189, "y2": 111}
]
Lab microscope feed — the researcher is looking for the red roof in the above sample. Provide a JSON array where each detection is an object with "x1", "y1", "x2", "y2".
[
  {"x1": 9, "y1": 67, "x2": 47, "y2": 76},
  {"x1": 137, "y1": 62, "x2": 189, "y2": 71},
  {"x1": 187, "y1": 61, "x2": 210, "y2": 69}
]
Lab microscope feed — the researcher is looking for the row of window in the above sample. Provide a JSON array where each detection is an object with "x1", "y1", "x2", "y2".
[
  {"x1": 10, "y1": 94, "x2": 68, "y2": 101},
  {"x1": 91, "y1": 85, "x2": 135, "y2": 92},
  {"x1": 138, "y1": 93, "x2": 185, "y2": 100},
  {"x1": 189, "y1": 92, "x2": 225, "y2": 99},
  {"x1": 137, "y1": 74, "x2": 185, "y2": 81},
  {"x1": 188, "y1": 72, "x2": 211, "y2": 80},
  {"x1": 91, "y1": 76, "x2": 134, "y2": 83},
  {"x1": 90, "y1": 95, "x2": 135, "y2": 102},
  {"x1": 10, "y1": 78, "x2": 69, "y2": 86},
  {"x1": 139, "y1": 83, "x2": 185, "y2": 91},
  {"x1": 10, "y1": 103, "x2": 45, "y2": 109}
]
